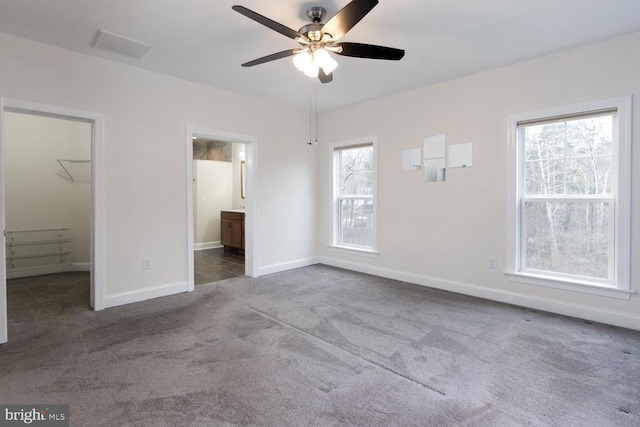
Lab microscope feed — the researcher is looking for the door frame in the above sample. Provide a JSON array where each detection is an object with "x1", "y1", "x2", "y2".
[
  {"x1": 186, "y1": 127, "x2": 258, "y2": 291},
  {"x1": 0, "y1": 98, "x2": 105, "y2": 343}
]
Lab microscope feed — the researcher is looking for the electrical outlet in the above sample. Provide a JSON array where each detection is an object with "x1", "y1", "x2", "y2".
[
  {"x1": 489, "y1": 257, "x2": 497, "y2": 269},
  {"x1": 143, "y1": 257, "x2": 152, "y2": 270}
]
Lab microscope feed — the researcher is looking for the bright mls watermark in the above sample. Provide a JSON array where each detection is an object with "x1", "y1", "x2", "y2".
[{"x1": 0, "y1": 405, "x2": 68, "y2": 426}]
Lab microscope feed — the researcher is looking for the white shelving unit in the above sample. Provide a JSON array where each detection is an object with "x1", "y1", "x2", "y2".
[{"x1": 5, "y1": 228, "x2": 73, "y2": 279}]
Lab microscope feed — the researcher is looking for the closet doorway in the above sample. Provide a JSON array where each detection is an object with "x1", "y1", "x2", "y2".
[{"x1": 0, "y1": 99, "x2": 105, "y2": 344}]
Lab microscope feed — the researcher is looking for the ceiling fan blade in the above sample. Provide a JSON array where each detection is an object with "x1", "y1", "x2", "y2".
[
  {"x1": 335, "y1": 42, "x2": 405, "y2": 60},
  {"x1": 232, "y1": 5, "x2": 307, "y2": 41},
  {"x1": 241, "y1": 49, "x2": 298, "y2": 67},
  {"x1": 321, "y1": 0, "x2": 379, "y2": 41},
  {"x1": 318, "y1": 69, "x2": 333, "y2": 84}
]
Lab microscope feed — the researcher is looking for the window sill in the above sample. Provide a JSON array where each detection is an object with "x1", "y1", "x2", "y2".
[
  {"x1": 328, "y1": 245, "x2": 379, "y2": 258},
  {"x1": 505, "y1": 271, "x2": 634, "y2": 300}
]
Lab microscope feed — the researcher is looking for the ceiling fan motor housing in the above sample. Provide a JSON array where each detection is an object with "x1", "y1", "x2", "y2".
[
  {"x1": 300, "y1": 7, "x2": 328, "y2": 41},
  {"x1": 299, "y1": 23, "x2": 324, "y2": 41},
  {"x1": 306, "y1": 7, "x2": 326, "y2": 23}
]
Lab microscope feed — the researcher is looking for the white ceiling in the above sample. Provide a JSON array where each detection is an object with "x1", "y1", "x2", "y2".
[{"x1": 0, "y1": 0, "x2": 639, "y2": 112}]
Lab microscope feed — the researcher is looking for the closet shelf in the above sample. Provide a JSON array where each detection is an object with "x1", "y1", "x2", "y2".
[
  {"x1": 5, "y1": 229, "x2": 73, "y2": 277},
  {"x1": 7, "y1": 239, "x2": 72, "y2": 246},
  {"x1": 7, "y1": 251, "x2": 72, "y2": 261}
]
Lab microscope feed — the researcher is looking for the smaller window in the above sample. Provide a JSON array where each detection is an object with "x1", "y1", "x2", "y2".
[{"x1": 331, "y1": 139, "x2": 377, "y2": 253}]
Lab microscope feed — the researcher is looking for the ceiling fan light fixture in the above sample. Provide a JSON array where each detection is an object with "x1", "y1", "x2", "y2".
[
  {"x1": 303, "y1": 61, "x2": 320, "y2": 78},
  {"x1": 293, "y1": 50, "x2": 312, "y2": 71},
  {"x1": 293, "y1": 48, "x2": 338, "y2": 78},
  {"x1": 314, "y1": 48, "x2": 338, "y2": 74}
]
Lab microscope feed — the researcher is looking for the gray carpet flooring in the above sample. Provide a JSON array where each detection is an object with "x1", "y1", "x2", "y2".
[{"x1": 1, "y1": 266, "x2": 639, "y2": 426}]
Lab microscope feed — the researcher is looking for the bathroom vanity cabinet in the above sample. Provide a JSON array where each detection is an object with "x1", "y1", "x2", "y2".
[{"x1": 221, "y1": 210, "x2": 244, "y2": 251}]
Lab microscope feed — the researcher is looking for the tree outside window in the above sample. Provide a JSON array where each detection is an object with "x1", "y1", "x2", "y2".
[
  {"x1": 522, "y1": 114, "x2": 613, "y2": 279},
  {"x1": 333, "y1": 142, "x2": 376, "y2": 251},
  {"x1": 508, "y1": 96, "x2": 631, "y2": 296}
]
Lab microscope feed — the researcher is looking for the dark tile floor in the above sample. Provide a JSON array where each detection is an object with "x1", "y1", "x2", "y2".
[{"x1": 194, "y1": 247, "x2": 245, "y2": 285}]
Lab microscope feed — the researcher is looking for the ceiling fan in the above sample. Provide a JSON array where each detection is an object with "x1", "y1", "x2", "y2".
[{"x1": 232, "y1": 0, "x2": 405, "y2": 83}]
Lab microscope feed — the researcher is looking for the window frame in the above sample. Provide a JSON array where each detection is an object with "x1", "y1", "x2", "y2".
[
  {"x1": 506, "y1": 96, "x2": 632, "y2": 299},
  {"x1": 329, "y1": 137, "x2": 378, "y2": 256}
]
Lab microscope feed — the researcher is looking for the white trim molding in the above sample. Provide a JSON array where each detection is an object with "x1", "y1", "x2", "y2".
[
  {"x1": 5, "y1": 263, "x2": 91, "y2": 280},
  {"x1": 194, "y1": 241, "x2": 223, "y2": 251},
  {"x1": 328, "y1": 245, "x2": 379, "y2": 258},
  {"x1": 317, "y1": 257, "x2": 640, "y2": 331},
  {"x1": 257, "y1": 257, "x2": 319, "y2": 277},
  {"x1": 505, "y1": 272, "x2": 633, "y2": 300},
  {"x1": 71, "y1": 262, "x2": 92, "y2": 272},
  {"x1": 104, "y1": 281, "x2": 188, "y2": 309},
  {"x1": 0, "y1": 101, "x2": 6, "y2": 343}
]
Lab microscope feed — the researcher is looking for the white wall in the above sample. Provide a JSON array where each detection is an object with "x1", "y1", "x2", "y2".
[
  {"x1": 3, "y1": 112, "x2": 91, "y2": 264},
  {"x1": 194, "y1": 159, "x2": 232, "y2": 245},
  {"x1": 0, "y1": 32, "x2": 317, "y2": 300},
  {"x1": 318, "y1": 32, "x2": 640, "y2": 329}
]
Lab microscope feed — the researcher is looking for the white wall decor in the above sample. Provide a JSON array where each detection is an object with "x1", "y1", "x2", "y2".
[
  {"x1": 401, "y1": 148, "x2": 421, "y2": 171},
  {"x1": 448, "y1": 143, "x2": 473, "y2": 168},
  {"x1": 423, "y1": 135, "x2": 446, "y2": 182}
]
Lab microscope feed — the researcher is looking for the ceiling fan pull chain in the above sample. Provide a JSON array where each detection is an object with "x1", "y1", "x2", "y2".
[
  {"x1": 314, "y1": 79, "x2": 319, "y2": 145},
  {"x1": 308, "y1": 78, "x2": 318, "y2": 145}
]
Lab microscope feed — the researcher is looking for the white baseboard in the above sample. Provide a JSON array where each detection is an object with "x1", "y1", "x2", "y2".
[
  {"x1": 258, "y1": 257, "x2": 319, "y2": 276},
  {"x1": 6, "y1": 263, "x2": 91, "y2": 279},
  {"x1": 317, "y1": 256, "x2": 640, "y2": 331},
  {"x1": 72, "y1": 262, "x2": 91, "y2": 272},
  {"x1": 194, "y1": 241, "x2": 222, "y2": 251},
  {"x1": 6, "y1": 265, "x2": 71, "y2": 279},
  {"x1": 104, "y1": 281, "x2": 188, "y2": 309}
]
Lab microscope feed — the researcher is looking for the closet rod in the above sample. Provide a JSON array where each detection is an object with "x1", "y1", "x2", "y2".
[{"x1": 56, "y1": 159, "x2": 90, "y2": 182}]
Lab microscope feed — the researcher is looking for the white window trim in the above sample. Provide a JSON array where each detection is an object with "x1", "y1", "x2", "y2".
[
  {"x1": 329, "y1": 136, "x2": 378, "y2": 256},
  {"x1": 506, "y1": 96, "x2": 633, "y2": 299}
]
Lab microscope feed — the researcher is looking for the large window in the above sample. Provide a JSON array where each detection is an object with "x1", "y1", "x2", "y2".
[
  {"x1": 507, "y1": 97, "x2": 631, "y2": 298},
  {"x1": 331, "y1": 139, "x2": 377, "y2": 253}
]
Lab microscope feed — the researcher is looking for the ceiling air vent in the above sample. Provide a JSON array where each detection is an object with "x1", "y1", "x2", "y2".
[{"x1": 92, "y1": 29, "x2": 150, "y2": 59}]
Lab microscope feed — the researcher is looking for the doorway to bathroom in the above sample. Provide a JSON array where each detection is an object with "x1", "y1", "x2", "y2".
[
  {"x1": 186, "y1": 127, "x2": 257, "y2": 291},
  {"x1": 192, "y1": 137, "x2": 245, "y2": 285}
]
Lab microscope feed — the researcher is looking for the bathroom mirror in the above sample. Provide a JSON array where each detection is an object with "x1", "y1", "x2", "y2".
[
  {"x1": 448, "y1": 143, "x2": 474, "y2": 168},
  {"x1": 423, "y1": 134, "x2": 446, "y2": 182},
  {"x1": 401, "y1": 148, "x2": 421, "y2": 171},
  {"x1": 240, "y1": 160, "x2": 246, "y2": 199}
]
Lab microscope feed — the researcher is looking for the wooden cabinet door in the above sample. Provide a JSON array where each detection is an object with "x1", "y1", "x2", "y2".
[{"x1": 221, "y1": 218, "x2": 242, "y2": 248}]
